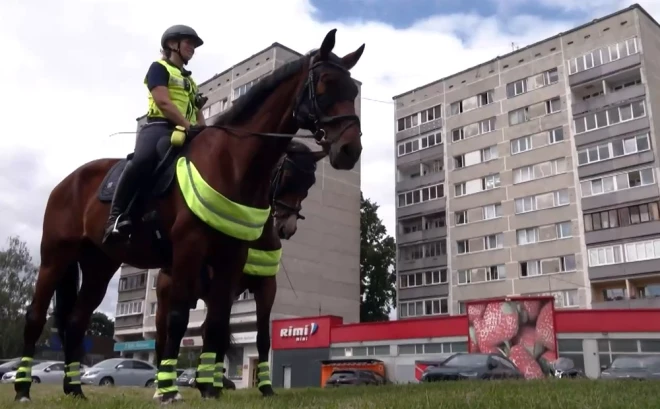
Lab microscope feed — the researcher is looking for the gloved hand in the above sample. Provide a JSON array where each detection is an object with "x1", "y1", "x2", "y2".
[
  {"x1": 170, "y1": 124, "x2": 206, "y2": 147},
  {"x1": 195, "y1": 93, "x2": 208, "y2": 109}
]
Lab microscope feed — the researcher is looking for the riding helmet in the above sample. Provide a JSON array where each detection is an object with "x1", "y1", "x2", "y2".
[{"x1": 161, "y1": 25, "x2": 204, "y2": 50}]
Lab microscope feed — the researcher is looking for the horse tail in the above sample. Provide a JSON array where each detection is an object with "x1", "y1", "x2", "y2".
[{"x1": 53, "y1": 261, "x2": 81, "y2": 343}]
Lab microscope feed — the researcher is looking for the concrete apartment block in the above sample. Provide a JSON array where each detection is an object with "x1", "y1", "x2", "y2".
[{"x1": 393, "y1": 3, "x2": 660, "y2": 320}]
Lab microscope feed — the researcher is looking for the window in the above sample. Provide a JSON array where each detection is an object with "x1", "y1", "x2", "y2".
[
  {"x1": 420, "y1": 104, "x2": 442, "y2": 124},
  {"x1": 584, "y1": 202, "x2": 660, "y2": 232},
  {"x1": 116, "y1": 300, "x2": 144, "y2": 317},
  {"x1": 514, "y1": 189, "x2": 569, "y2": 214},
  {"x1": 149, "y1": 302, "x2": 157, "y2": 316},
  {"x1": 509, "y1": 107, "x2": 529, "y2": 125},
  {"x1": 331, "y1": 345, "x2": 391, "y2": 357},
  {"x1": 580, "y1": 168, "x2": 655, "y2": 198},
  {"x1": 624, "y1": 238, "x2": 660, "y2": 263},
  {"x1": 506, "y1": 68, "x2": 559, "y2": 98},
  {"x1": 548, "y1": 127, "x2": 564, "y2": 144},
  {"x1": 513, "y1": 158, "x2": 566, "y2": 184},
  {"x1": 568, "y1": 37, "x2": 638, "y2": 75},
  {"x1": 516, "y1": 221, "x2": 571, "y2": 245},
  {"x1": 454, "y1": 146, "x2": 498, "y2": 169},
  {"x1": 399, "y1": 297, "x2": 449, "y2": 318},
  {"x1": 457, "y1": 233, "x2": 503, "y2": 255},
  {"x1": 574, "y1": 100, "x2": 646, "y2": 134},
  {"x1": 545, "y1": 97, "x2": 561, "y2": 114},
  {"x1": 397, "y1": 112, "x2": 419, "y2": 131},
  {"x1": 483, "y1": 203, "x2": 502, "y2": 220},
  {"x1": 399, "y1": 269, "x2": 448, "y2": 289},
  {"x1": 233, "y1": 77, "x2": 263, "y2": 101},
  {"x1": 450, "y1": 90, "x2": 494, "y2": 115},
  {"x1": 511, "y1": 136, "x2": 531, "y2": 154},
  {"x1": 397, "y1": 183, "x2": 444, "y2": 207},
  {"x1": 399, "y1": 239, "x2": 447, "y2": 262},
  {"x1": 118, "y1": 273, "x2": 147, "y2": 292},
  {"x1": 451, "y1": 117, "x2": 496, "y2": 142},
  {"x1": 530, "y1": 290, "x2": 579, "y2": 308},
  {"x1": 556, "y1": 221, "x2": 572, "y2": 239},
  {"x1": 520, "y1": 255, "x2": 576, "y2": 277},
  {"x1": 517, "y1": 227, "x2": 538, "y2": 245},
  {"x1": 455, "y1": 210, "x2": 468, "y2": 225},
  {"x1": 588, "y1": 245, "x2": 624, "y2": 267},
  {"x1": 458, "y1": 265, "x2": 506, "y2": 285},
  {"x1": 577, "y1": 133, "x2": 650, "y2": 166},
  {"x1": 151, "y1": 274, "x2": 157, "y2": 289},
  {"x1": 397, "y1": 132, "x2": 442, "y2": 157},
  {"x1": 398, "y1": 342, "x2": 466, "y2": 354},
  {"x1": 454, "y1": 175, "x2": 500, "y2": 197},
  {"x1": 203, "y1": 98, "x2": 229, "y2": 119}
]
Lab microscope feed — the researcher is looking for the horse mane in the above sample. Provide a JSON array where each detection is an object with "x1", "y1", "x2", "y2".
[{"x1": 210, "y1": 52, "x2": 313, "y2": 127}]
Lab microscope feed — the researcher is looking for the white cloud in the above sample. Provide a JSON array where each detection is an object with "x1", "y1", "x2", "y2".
[{"x1": 2, "y1": 0, "x2": 648, "y2": 319}]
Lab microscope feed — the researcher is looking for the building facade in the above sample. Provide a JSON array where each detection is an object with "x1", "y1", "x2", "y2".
[
  {"x1": 113, "y1": 42, "x2": 362, "y2": 388},
  {"x1": 393, "y1": 3, "x2": 660, "y2": 319},
  {"x1": 270, "y1": 307, "x2": 660, "y2": 387}
]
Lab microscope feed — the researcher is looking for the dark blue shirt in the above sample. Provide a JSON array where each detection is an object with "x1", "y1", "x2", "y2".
[{"x1": 145, "y1": 61, "x2": 170, "y2": 91}]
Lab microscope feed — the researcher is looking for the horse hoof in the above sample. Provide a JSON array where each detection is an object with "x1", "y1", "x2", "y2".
[
  {"x1": 14, "y1": 396, "x2": 31, "y2": 403},
  {"x1": 160, "y1": 392, "x2": 182, "y2": 405},
  {"x1": 260, "y1": 385, "x2": 276, "y2": 397}
]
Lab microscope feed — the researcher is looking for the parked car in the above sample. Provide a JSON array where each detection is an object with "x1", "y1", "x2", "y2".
[
  {"x1": 0, "y1": 358, "x2": 46, "y2": 381},
  {"x1": 421, "y1": 353, "x2": 523, "y2": 381},
  {"x1": 81, "y1": 358, "x2": 156, "y2": 387},
  {"x1": 600, "y1": 356, "x2": 660, "y2": 380},
  {"x1": 325, "y1": 369, "x2": 385, "y2": 387},
  {"x1": 1, "y1": 361, "x2": 89, "y2": 384},
  {"x1": 175, "y1": 367, "x2": 236, "y2": 390}
]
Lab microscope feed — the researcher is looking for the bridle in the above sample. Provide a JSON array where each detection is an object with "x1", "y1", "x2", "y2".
[
  {"x1": 208, "y1": 51, "x2": 362, "y2": 147},
  {"x1": 268, "y1": 154, "x2": 317, "y2": 221}
]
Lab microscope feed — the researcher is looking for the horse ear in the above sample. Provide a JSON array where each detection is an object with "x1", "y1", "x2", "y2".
[
  {"x1": 341, "y1": 44, "x2": 365, "y2": 70},
  {"x1": 319, "y1": 29, "x2": 337, "y2": 60},
  {"x1": 311, "y1": 150, "x2": 327, "y2": 162}
]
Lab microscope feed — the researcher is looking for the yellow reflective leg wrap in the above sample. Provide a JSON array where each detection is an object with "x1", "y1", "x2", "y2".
[
  {"x1": 196, "y1": 353, "x2": 216, "y2": 386},
  {"x1": 65, "y1": 362, "x2": 81, "y2": 385},
  {"x1": 213, "y1": 362, "x2": 224, "y2": 388},
  {"x1": 257, "y1": 361, "x2": 272, "y2": 388},
  {"x1": 157, "y1": 359, "x2": 178, "y2": 394},
  {"x1": 14, "y1": 357, "x2": 33, "y2": 383}
]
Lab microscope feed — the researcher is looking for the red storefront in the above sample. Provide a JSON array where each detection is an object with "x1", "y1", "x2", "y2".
[{"x1": 270, "y1": 302, "x2": 660, "y2": 388}]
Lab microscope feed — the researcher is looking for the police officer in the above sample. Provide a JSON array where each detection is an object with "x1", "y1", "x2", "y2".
[{"x1": 102, "y1": 24, "x2": 207, "y2": 245}]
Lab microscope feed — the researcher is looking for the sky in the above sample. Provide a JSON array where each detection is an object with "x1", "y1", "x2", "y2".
[{"x1": 1, "y1": 0, "x2": 659, "y2": 319}]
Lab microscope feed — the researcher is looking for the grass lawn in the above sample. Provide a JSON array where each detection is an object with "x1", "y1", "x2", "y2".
[{"x1": 1, "y1": 380, "x2": 659, "y2": 408}]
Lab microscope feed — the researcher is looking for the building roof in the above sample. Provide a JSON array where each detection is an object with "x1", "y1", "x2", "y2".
[{"x1": 392, "y1": 3, "x2": 659, "y2": 100}]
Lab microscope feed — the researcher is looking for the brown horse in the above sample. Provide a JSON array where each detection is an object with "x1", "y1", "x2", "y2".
[
  {"x1": 153, "y1": 140, "x2": 323, "y2": 400},
  {"x1": 15, "y1": 28, "x2": 364, "y2": 404}
]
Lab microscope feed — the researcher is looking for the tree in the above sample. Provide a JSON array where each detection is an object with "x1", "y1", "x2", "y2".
[
  {"x1": 0, "y1": 236, "x2": 38, "y2": 358},
  {"x1": 360, "y1": 193, "x2": 396, "y2": 322},
  {"x1": 87, "y1": 312, "x2": 114, "y2": 337}
]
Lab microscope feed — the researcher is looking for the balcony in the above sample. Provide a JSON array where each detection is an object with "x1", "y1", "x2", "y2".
[
  {"x1": 397, "y1": 160, "x2": 445, "y2": 193},
  {"x1": 398, "y1": 254, "x2": 448, "y2": 272},
  {"x1": 397, "y1": 197, "x2": 446, "y2": 219},
  {"x1": 591, "y1": 278, "x2": 660, "y2": 309},
  {"x1": 397, "y1": 213, "x2": 447, "y2": 245},
  {"x1": 397, "y1": 143, "x2": 443, "y2": 167},
  {"x1": 585, "y1": 220, "x2": 660, "y2": 246},
  {"x1": 569, "y1": 53, "x2": 641, "y2": 87},
  {"x1": 571, "y1": 68, "x2": 644, "y2": 116}
]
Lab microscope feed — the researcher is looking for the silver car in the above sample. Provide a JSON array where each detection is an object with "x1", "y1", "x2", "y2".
[
  {"x1": 1, "y1": 361, "x2": 89, "y2": 384},
  {"x1": 81, "y1": 358, "x2": 156, "y2": 387}
]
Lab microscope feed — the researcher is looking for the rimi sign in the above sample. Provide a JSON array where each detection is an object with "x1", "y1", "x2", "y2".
[{"x1": 279, "y1": 322, "x2": 319, "y2": 342}]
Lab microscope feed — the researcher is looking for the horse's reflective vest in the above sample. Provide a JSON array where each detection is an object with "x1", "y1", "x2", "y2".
[
  {"x1": 175, "y1": 157, "x2": 271, "y2": 241},
  {"x1": 244, "y1": 248, "x2": 282, "y2": 277},
  {"x1": 145, "y1": 59, "x2": 199, "y2": 125}
]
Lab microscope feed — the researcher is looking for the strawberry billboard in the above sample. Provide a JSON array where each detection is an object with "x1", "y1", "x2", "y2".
[{"x1": 466, "y1": 296, "x2": 557, "y2": 379}]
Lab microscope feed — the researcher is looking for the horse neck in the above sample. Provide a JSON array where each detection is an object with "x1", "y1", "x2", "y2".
[
  {"x1": 251, "y1": 216, "x2": 282, "y2": 251},
  {"x1": 209, "y1": 67, "x2": 307, "y2": 208}
]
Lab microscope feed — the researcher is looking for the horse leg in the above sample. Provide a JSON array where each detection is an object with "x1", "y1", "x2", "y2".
[
  {"x1": 153, "y1": 270, "x2": 180, "y2": 401},
  {"x1": 253, "y1": 276, "x2": 277, "y2": 397},
  {"x1": 14, "y1": 241, "x2": 79, "y2": 403},
  {"x1": 61, "y1": 244, "x2": 119, "y2": 399},
  {"x1": 157, "y1": 235, "x2": 203, "y2": 404}
]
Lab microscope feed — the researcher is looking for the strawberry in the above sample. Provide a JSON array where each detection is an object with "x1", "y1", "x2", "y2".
[
  {"x1": 509, "y1": 344, "x2": 545, "y2": 379},
  {"x1": 538, "y1": 350, "x2": 558, "y2": 376},
  {"x1": 467, "y1": 303, "x2": 486, "y2": 323},
  {"x1": 536, "y1": 302, "x2": 556, "y2": 351},
  {"x1": 476, "y1": 301, "x2": 519, "y2": 349},
  {"x1": 512, "y1": 325, "x2": 545, "y2": 359},
  {"x1": 541, "y1": 350, "x2": 557, "y2": 363},
  {"x1": 518, "y1": 299, "x2": 542, "y2": 325}
]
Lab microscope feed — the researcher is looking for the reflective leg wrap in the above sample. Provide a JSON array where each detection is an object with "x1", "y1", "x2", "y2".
[
  {"x1": 196, "y1": 353, "x2": 216, "y2": 387},
  {"x1": 14, "y1": 357, "x2": 33, "y2": 384},
  {"x1": 257, "y1": 362, "x2": 272, "y2": 388},
  {"x1": 64, "y1": 362, "x2": 82, "y2": 385},
  {"x1": 213, "y1": 362, "x2": 224, "y2": 389},
  {"x1": 157, "y1": 359, "x2": 178, "y2": 395}
]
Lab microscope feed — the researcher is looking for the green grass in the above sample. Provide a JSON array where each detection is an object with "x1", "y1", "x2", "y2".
[{"x1": 1, "y1": 380, "x2": 659, "y2": 408}]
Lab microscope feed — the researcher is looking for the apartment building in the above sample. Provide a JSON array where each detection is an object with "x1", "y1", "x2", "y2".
[
  {"x1": 113, "y1": 42, "x2": 362, "y2": 387},
  {"x1": 393, "y1": 3, "x2": 660, "y2": 319}
]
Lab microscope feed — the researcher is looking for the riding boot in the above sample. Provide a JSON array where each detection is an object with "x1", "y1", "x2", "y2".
[{"x1": 102, "y1": 160, "x2": 141, "y2": 245}]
